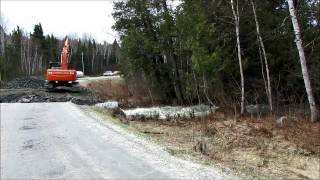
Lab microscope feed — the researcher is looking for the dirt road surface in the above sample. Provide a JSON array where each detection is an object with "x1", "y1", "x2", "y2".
[{"x1": 0, "y1": 102, "x2": 234, "y2": 179}]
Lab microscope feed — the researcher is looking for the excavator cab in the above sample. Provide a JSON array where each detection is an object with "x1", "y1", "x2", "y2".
[{"x1": 49, "y1": 62, "x2": 61, "y2": 69}]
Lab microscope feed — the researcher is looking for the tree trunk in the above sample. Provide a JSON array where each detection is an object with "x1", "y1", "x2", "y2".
[
  {"x1": 161, "y1": 0, "x2": 185, "y2": 104},
  {"x1": 0, "y1": 26, "x2": 5, "y2": 56},
  {"x1": 231, "y1": 0, "x2": 245, "y2": 114},
  {"x1": 27, "y1": 39, "x2": 31, "y2": 75},
  {"x1": 202, "y1": 74, "x2": 214, "y2": 107},
  {"x1": 250, "y1": 0, "x2": 273, "y2": 111},
  {"x1": 192, "y1": 71, "x2": 201, "y2": 105},
  {"x1": 81, "y1": 52, "x2": 84, "y2": 73},
  {"x1": 258, "y1": 42, "x2": 268, "y2": 102},
  {"x1": 103, "y1": 46, "x2": 107, "y2": 69},
  {"x1": 91, "y1": 53, "x2": 95, "y2": 74},
  {"x1": 39, "y1": 55, "x2": 43, "y2": 74},
  {"x1": 107, "y1": 46, "x2": 111, "y2": 67},
  {"x1": 287, "y1": 0, "x2": 318, "y2": 121},
  {"x1": 167, "y1": 52, "x2": 185, "y2": 104}
]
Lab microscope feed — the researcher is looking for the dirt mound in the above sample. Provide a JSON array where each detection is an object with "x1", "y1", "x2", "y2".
[
  {"x1": 0, "y1": 89, "x2": 103, "y2": 105},
  {"x1": 1, "y1": 77, "x2": 45, "y2": 89}
]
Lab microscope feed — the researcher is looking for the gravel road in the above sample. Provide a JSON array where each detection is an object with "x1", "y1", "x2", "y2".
[{"x1": 1, "y1": 102, "x2": 234, "y2": 179}]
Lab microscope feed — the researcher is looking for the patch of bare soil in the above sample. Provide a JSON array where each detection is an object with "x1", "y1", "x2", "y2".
[
  {"x1": 0, "y1": 77, "x2": 104, "y2": 104},
  {"x1": 112, "y1": 110, "x2": 320, "y2": 179}
]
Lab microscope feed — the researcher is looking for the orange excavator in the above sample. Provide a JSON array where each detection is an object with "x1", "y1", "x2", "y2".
[{"x1": 45, "y1": 37, "x2": 80, "y2": 91}]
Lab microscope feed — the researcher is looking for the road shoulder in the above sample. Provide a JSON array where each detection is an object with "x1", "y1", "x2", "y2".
[{"x1": 78, "y1": 105, "x2": 238, "y2": 179}]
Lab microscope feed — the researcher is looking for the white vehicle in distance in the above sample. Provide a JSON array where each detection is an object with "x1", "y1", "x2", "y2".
[
  {"x1": 76, "y1": 71, "x2": 84, "y2": 78},
  {"x1": 103, "y1": 71, "x2": 114, "y2": 76}
]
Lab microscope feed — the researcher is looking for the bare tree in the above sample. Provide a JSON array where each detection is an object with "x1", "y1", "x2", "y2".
[
  {"x1": 230, "y1": 0, "x2": 245, "y2": 114},
  {"x1": 287, "y1": 0, "x2": 318, "y2": 121},
  {"x1": 0, "y1": 14, "x2": 8, "y2": 59},
  {"x1": 91, "y1": 51, "x2": 95, "y2": 73},
  {"x1": 107, "y1": 45, "x2": 111, "y2": 67},
  {"x1": 250, "y1": 0, "x2": 273, "y2": 111}
]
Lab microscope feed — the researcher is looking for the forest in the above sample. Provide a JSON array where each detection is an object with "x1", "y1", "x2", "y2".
[
  {"x1": 1, "y1": 1, "x2": 319, "y2": 178},
  {"x1": 0, "y1": 0, "x2": 319, "y2": 121},
  {"x1": 0, "y1": 23, "x2": 121, "y2": 80},
  {"x1": 112, "y1": 0, "x2": 319, "y2": 121}
]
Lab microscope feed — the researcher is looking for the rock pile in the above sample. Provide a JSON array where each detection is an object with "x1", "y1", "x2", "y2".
[
  {"x1": 17, "y1": 94, "x2": 73, "y2": 103},
  {"x1": 1, "y1": 77, "x2": 45, "y2": 89},
  {"x1": 0, "y1": 91, "x2": 102, "y2": 105},
  {"x1": 95, "y1": 101, "x2": 119, "y2": 109},
  {"x1": 122, "y1": 104, "x2": 218, "y2": 120}
]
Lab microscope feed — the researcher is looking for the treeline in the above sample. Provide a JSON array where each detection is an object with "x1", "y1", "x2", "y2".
[
  {"x1": 0, "y1": 23, "x2": 121, "y2": 80},
  {"x1": 112, "y1": 0, "x2": 319, "y2": 120}
]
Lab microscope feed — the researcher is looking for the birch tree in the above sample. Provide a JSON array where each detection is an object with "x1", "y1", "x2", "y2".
[
  {"x1": 0, "y1": 22, "x2": 6, "y2": 80},
  {"x1": 231, "y1": 0, "x2": 245, "y2": 114},
  {"x1": 0, "y1": 14, "x2": 8, "y2": 57},
  {"x1": 250, "y1": 0, "x2": 273, "y2": 111},
  {"x1": 287, "y1": 0, "x2": 318, "y2": 121}
]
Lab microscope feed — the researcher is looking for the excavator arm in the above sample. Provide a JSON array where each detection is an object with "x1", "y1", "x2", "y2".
[{"x1": 60, "y1": 38, "x2": 70, "y2": 70}]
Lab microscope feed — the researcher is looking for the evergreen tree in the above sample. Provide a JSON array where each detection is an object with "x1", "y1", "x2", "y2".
[{"x1": 112, "y1": 0, "x2": 320, "y2": 119}]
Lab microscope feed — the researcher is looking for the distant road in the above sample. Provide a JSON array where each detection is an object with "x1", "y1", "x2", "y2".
[{"x1": 1, "y1": 102, "x2": 233, "y2": 179}]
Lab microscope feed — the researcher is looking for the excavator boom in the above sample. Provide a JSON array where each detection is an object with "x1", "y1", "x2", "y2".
[{"x1": 60, "y1": 38, "x2": 70, "y2": 70}]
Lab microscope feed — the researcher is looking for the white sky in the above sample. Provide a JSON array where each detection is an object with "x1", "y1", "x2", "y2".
[{"x1": 1, "y1": 0, "x2": 118, "y2": 43}]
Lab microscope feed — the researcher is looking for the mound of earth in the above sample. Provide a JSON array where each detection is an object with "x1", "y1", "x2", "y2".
[
  {"x1": 1, "y1": 77, "x2": 45, "y2": 89},
  {"x1": 0, "y1": 89, "x2": 103, "y2": 105}
]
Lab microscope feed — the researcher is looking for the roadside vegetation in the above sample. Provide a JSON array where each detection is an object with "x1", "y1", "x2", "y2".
[
  {"x1": 91, "y1": 105, "x2": 320, "y2": 179},
  {"x1": 112, "y1": 0, "x2": 319, "y2": 121},
  {"x1": 84, "y1": 77, "x2": 320, "y2": 179},
  {"x1": 1, "y1": 0, "x2": 319, "y2": 179},
  {"x1": 88, "y1": 3, "x2": 320, "y2": 172}
]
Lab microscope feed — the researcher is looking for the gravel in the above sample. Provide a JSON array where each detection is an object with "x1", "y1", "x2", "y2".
[{"x1": 1, "y1": 103, "x2": 236, "y2": 179}]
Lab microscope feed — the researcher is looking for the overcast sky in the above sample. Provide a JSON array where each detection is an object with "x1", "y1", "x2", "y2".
[{"x1": 1, "y1": 0, "x2": 117, "y2": 43}]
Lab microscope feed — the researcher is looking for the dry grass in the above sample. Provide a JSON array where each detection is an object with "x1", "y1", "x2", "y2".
[
  {"x1": 86, "y1": 78, "x2": 130, "y2": 99},
  {"x1": 86, "y1": 77, "x2": 162, "y2": 107},
  {"x1": 124, "y1": 111, "x2": 320, "y2": 179},
  {"x1": 85, "y1": 77, "x2": 319, "y2": 178}
]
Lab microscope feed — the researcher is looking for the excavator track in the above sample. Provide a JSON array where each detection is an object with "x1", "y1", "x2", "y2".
[{"x1": 45, "y1": 81, "x2": 81, "y2": 92}]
